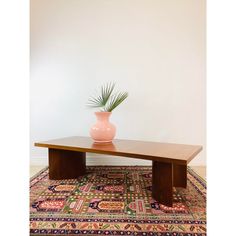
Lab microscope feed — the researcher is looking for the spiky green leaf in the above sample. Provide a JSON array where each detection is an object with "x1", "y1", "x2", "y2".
[
  {"x1": 87, "y1": 82, "x2": 115, "y2": 108},
  {"x1": 105, "y1": 92, "x2": 128, "y2": 112}
]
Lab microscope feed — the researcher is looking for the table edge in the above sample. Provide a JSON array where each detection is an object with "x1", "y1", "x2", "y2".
[{"x1": 34, "y1": 142, "x2": 202, "y2": 165}]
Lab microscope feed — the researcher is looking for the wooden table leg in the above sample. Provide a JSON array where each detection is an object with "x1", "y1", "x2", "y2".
[
  {"x1": 48, "y1": 148, "x2": 86, "y2": 180},
  {"x1": 173, "y1": 164, "x2": 187, "y2": 188},
  {"x1": 152, "y1": 161, "x2": 173, "y2": 207}
]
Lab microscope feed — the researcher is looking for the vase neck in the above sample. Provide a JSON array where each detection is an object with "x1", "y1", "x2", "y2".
[{"x1": 95, "y1": 112, "x2": 111, "y2": 121}]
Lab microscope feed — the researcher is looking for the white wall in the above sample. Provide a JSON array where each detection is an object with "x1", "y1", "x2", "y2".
[{"x1": 30, "y1": 0, "x2": 206, "y2": 166}]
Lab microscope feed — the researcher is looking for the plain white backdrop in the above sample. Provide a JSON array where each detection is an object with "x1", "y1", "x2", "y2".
[
  {"x1": 30, "y1": 0, "x2": 206, "y2": 166},
  {"x1": 1, "y1": 0, "x2": 236, "y2": 235}
]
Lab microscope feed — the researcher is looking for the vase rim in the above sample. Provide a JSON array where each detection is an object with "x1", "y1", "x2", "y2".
[{"x1": 95, "y1": 111, "x2": 112, "y2": 114}]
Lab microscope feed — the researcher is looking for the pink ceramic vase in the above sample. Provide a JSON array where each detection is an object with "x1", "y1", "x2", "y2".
[{"x1": 90, "y1": 112, "x2": 116, "y2": 143}]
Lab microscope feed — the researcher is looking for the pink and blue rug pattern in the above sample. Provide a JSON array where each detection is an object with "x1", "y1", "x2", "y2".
[{"x1": 30, "y1": 166, "x2": 206, "y2": 235}]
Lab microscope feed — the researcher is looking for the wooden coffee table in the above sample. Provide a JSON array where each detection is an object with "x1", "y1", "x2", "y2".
[{"x1": 35, "y1": 136, "x2": 202, "y2": 207}]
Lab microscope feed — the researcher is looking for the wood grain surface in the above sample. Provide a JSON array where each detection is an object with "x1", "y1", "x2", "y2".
[{"x1": 35, "y1": 136, "x2": 202, "y2": 164}]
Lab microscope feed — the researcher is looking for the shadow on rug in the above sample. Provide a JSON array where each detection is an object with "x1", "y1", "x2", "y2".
[{"x1": 30, "y1": 166, "x2": 206, "y2": 235}]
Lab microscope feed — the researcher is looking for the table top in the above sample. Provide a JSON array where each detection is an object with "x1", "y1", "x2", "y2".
[{"x1": 35, "y1": 136, "x2": 202, "y2": 165}]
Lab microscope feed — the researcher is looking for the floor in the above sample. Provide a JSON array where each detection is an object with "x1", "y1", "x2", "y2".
[
  {"x1": 30, "y1": 166, "x2": 46, "y2": 178},
  {"x1": 191, "y1": 166, "x2": 206, "y2": 180},
  {"x1": 30, "y1": 165, "x2": 206, "y2": 180}
]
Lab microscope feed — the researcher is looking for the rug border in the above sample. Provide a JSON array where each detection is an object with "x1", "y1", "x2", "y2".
[{"x1": 30, "y1": 166, "x2": 49, "y2": 181}]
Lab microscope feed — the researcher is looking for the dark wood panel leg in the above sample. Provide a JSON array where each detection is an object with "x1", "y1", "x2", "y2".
[
  {"x1": 48, "y1": 148, "x2": 86, "y2": 180},
  {"x1": 152, "y1": 161, "x2": 173, "y2": 207},
  {"x1": 173, "y1": 164, "x2": 187, "y2": 188}
]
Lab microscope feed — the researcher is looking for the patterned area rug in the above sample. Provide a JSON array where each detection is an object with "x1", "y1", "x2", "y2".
[{"x1": 30, "y1": 166, "x2": 206, "y2": 235}]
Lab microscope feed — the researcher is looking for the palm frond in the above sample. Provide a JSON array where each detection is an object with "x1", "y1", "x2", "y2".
[
  {"x1": 87, "y1": 82, "x2": 128, "y2": 112},
  {"x1": 105, "y1": 92, "x2": 128, "y2": 112},
  {"x1": 101, "y1": 82, "x2": 115, "y2": 106},
  {"x1": 87, "y1": 82, "x2": 115, "y2": 108},
  {"x1": 87, "y1": 95, "x2": 104, "y2": 108}
]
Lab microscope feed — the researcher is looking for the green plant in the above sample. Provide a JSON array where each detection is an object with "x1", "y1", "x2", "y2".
[{"x1": 87, "y1": 82, "x2": 128, "y2": 112}]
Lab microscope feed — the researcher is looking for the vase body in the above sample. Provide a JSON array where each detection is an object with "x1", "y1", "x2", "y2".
[{"x1": 90, "y1": 112, "x2": 116, "y2": 143}]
